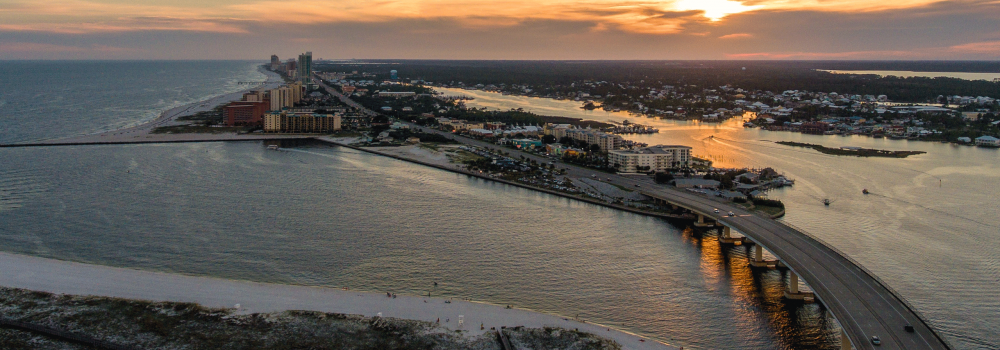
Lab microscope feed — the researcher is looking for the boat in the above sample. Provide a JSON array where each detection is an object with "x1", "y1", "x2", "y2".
[
  {"x1": 823, "y1": 199, "x2": 831, "y2": 206},
  {"x1": 862, "y1": 189, "x2": 869, "y2": 194},
  {"x1": 267, "y1": 145, "x2": 279, "y2": 150}
]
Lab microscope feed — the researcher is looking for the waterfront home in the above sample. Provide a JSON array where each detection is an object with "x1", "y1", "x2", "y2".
[
  {"x1": 975, "y1": 135, "x2": 1000, "y2": 147},
  {"x1": 718, "y1": 190, "x2": 747, "y2": 201}
]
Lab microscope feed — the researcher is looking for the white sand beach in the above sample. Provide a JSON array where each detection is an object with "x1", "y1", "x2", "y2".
[{"x1": 0, "y1": 252, "x2": 675, "y2": 349}]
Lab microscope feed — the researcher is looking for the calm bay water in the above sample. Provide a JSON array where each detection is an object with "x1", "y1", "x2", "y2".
[
  {"x1": 0, "y1": 62, "x2": 996, "y2": 349},
  {"x1": 442, "y1": 87, "x2": 1000, "y2": 349}
]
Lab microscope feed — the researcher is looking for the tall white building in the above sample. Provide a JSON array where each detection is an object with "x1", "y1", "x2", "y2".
[{"x1": 608, "y1": 145, "x2": 692, "y2": 173}]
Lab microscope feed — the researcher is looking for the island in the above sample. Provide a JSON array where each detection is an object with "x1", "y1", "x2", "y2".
[{"x1": 776, "y1": 141, "x2": 926, "y2": 158}]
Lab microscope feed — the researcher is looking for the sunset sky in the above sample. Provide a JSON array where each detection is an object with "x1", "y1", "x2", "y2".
[{"x1": 1, "y1": 0, "x2": 999, "y2": 60}]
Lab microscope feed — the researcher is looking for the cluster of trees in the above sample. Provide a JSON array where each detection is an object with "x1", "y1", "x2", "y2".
[
  {"x1": 387, "y1": 130, "x2": 456, "y2": 143},
  {"x1": 562, "y1": 152, "x2": 610, "y2": 171},
  {"x1": 555, "y1": 136, "x2": 602, "y2": 152},
  {"x1": 320, "y1": 60, "x2": 999, "y2": 103},
  {"x1": 749, "y1": 197, "x2": 785, "y2": 209},
  {"x1": 702, "y1": 170, "x2": 746, "y2": 190}
]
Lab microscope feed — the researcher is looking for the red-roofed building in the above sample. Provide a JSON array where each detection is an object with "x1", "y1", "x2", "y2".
[{"x1": 224, "y1": 101, "x2": 270, "y2": 126}]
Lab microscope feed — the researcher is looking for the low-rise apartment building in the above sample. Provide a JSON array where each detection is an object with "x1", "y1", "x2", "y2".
[
  {"x1": 608, "y1": 145, "x2": 692, "y2": 172},
  {"x1": 264, "y1": 112, "x2": 341, "y2": 133},
  {"x1": 565, "y1": 129, "x2": 624, "y2": 151}
]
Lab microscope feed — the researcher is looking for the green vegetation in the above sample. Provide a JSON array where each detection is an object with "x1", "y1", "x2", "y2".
[
  {"x1": 654, "y1": 172, "x2": 675, "y2": 184},
  {"x1": 317, "y1": 60, "x2": 1000, "y2": 103},
  {"x1": 387, "y1": 129, "x2": 457, "y2": 143},
  {"x1": 776, "y1": 141, "x2": 926, "y2": 158},
  {"x1": 0, "y1": 287, "x2": 619, "y2": 350},
  {"x1": 177, "y1": 105, "x2": 225, "y2": 125},
  {"x1": 439, "y1": 108, "x2": 613, "y2": 129},
  {"x1": 506, "y1": 327, "x2": 621, "y2": 350},
  {"x1": 446, "y1": 150, "x2": 482, "y2": 163}
]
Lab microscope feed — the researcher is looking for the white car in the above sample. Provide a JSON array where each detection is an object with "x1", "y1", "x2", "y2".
[{"x1": 713, "y1": 208, "x2": 720, "y2": 213}]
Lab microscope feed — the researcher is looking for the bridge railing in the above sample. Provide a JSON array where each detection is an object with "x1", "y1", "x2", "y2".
[{"x1": 773, "y1": 218, "x2": 953, "y2": 349}]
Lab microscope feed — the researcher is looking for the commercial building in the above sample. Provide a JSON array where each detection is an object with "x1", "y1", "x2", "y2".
[
  {"x1": 264, "y1": 112, "x2": 341, "y2": 133},
  {"x1": 543, "y1": 123, "x2": 573, "y2": 139},
  {"x1": 607, "y1": 145, "x2": 692, "y2": 173},
  {"x1": 270, "y1": 55, "x2": 280, "y2": 70},
  {"x1": 224, "y1": 101, "x2": 269, "y2": 126},
  {"x1": 511, "y1": 139, "x2": 543, "y2": 149},
  {"x1": 297, "y1": 52, "x2": 312, "y2": 84}
]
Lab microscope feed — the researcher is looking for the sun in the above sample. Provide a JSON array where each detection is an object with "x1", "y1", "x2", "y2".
[{"x1": 673, "y1": 0, "x2": 760, "y2": 21}]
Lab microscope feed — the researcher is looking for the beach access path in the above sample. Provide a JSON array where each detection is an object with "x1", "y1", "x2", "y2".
[{"x1": 0, "y1": 252, "x2": 674, "y2": 350}]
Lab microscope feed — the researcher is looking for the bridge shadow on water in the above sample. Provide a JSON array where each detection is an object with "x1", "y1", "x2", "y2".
[{"x1": 672, "y1": 223, "x2": 842, "y2": 350}]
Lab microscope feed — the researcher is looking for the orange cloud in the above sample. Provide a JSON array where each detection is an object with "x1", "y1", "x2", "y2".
[
  {"x1": 0, "y1": 42, "x2": 136, "y2": 53},
  {"x1": 948, "y1": 40, "x2": 1000, "y2": 53},
  {"x1": 0, "y1": 0, "x2": 988, "y2": 37},
  {"x1": 0, "y1": 18, "x2": 248, "y2": 34},
  {"x1": 725, "y1": 50, "x2": 919, "y2": 59},
  {"x1": 718, "y1": 33, "x2": 753, "y2": 39},
  {"x1": 743, "y1": 0, "x2": 942, "y2": 12}
]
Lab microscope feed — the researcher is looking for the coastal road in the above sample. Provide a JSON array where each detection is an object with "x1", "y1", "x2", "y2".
[
  {"x1": 313, "y1": 76, "x2": 378, "y2": 117},
  {"x1": 317, "y1": 81, "x2": 952, "y2": 350}
]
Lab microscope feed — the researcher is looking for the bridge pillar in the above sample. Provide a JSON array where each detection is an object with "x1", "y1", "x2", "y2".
[
  {"x1": 718, "y1": 226, "x2": 744, "y2": 244},
  {"x1": 784, "y1": 271, "x2": 815, "y2": 301},
  {"x1": 841, "y1": 328, "x2": 852, "y2": 350},
  {"x1": 749, "y1": 244, "x2": 776, "y2": 267},
  {"x1": 694, "y1": 214, "x2": 713, "y2": 227}
]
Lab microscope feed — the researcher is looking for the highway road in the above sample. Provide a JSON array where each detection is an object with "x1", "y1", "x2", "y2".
[{"x1": 315, "y1": 80, "x2": 952, "y2": 350}]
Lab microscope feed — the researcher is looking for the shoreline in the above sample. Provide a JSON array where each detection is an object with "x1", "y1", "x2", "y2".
[
  {"x1": 0, "y1": 251, "x2": 674, "y2": 350},
  {"x1": 30, "y1": 65, "x2": 285, "y2": 145},
  {"x1": 436, "y1": 86, "x2": 989, "y2": 147},
  {"x1": 314, "y1": 137, "x2": 699, "y2": 223}
]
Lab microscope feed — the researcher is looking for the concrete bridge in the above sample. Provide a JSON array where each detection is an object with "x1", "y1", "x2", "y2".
[{"x1": 637, "y1": 187, "x2": 950, "y2": 350}]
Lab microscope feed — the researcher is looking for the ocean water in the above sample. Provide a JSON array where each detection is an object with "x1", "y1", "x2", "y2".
[{"x1": 0, "y1": 61, "x2": 265, "y2": 144}]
